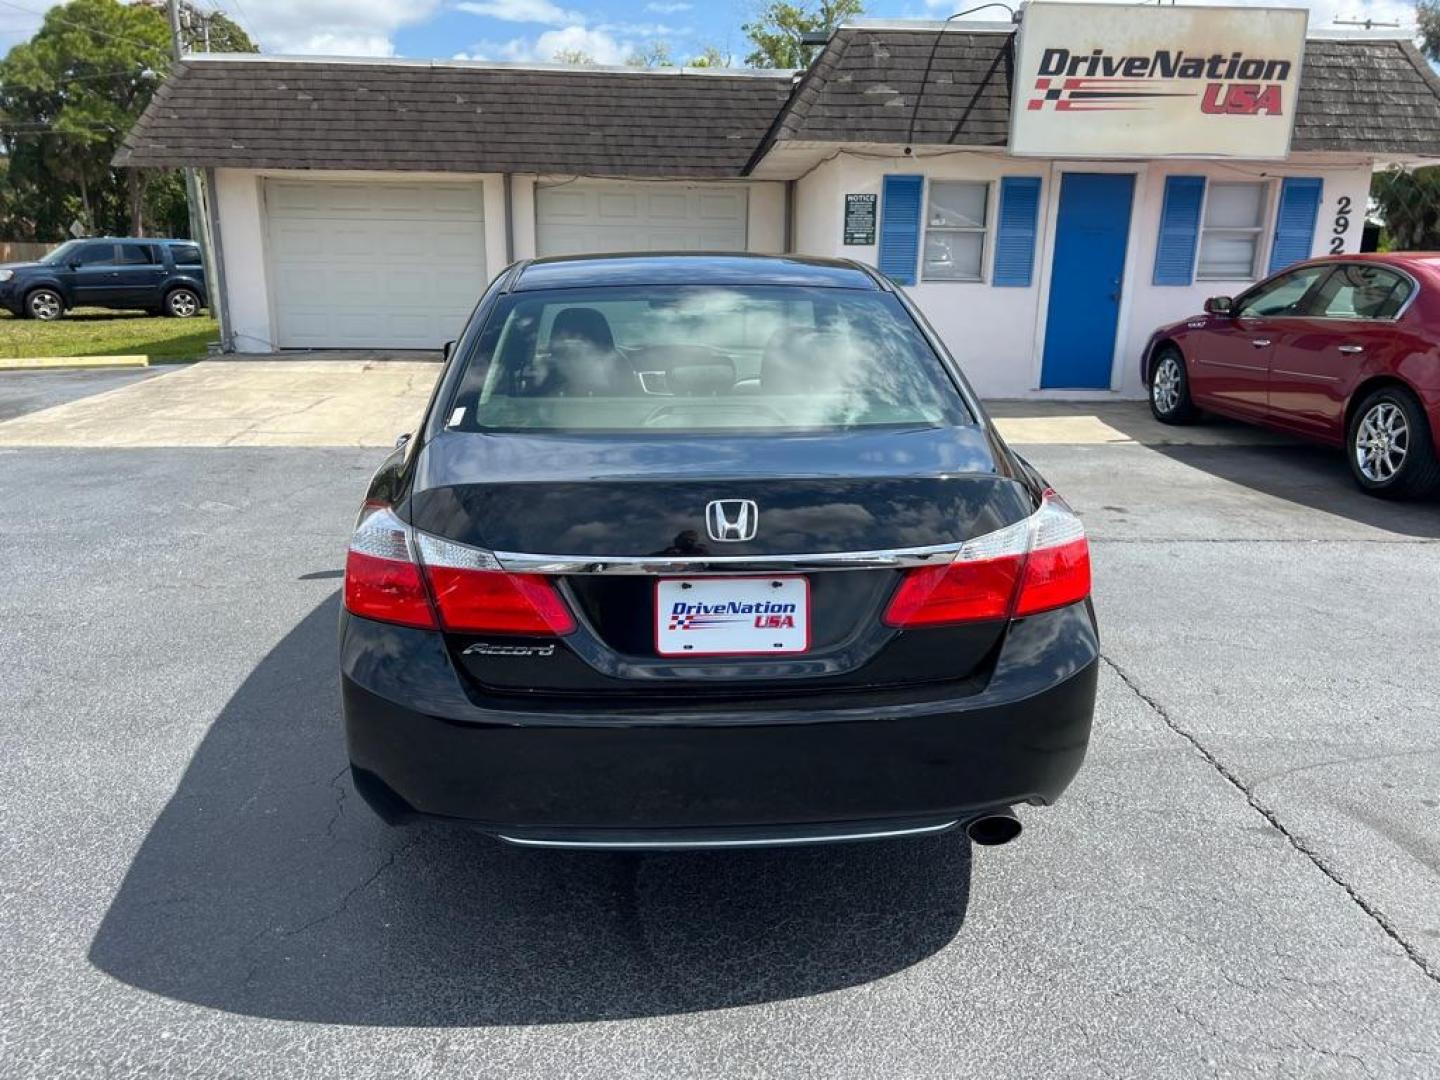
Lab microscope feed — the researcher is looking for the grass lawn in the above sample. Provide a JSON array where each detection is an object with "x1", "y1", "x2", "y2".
[{"x1": 0, "y1": 308, "x2": 219, "y2": 362}]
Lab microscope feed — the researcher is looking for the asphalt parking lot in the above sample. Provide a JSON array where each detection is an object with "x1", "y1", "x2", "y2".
[{"x1": 1, "y1": 365, "x2": 1438, "y2": 1079}]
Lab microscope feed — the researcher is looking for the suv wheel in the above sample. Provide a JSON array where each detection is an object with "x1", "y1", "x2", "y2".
[
  {"x1": 164, "y1": 287, "x2": 201, "y2": 318},
  {"x1": 25, "y1": 288, "x2": 64, "y2": 321},
  {"x1": 1348, "y1": 386, "x2": 1440, "y2": 499}
]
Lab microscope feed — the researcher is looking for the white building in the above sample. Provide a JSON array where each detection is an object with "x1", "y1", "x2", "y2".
[{"x1": 117, "y1": 7, "x2": 1440, "y2": 399}]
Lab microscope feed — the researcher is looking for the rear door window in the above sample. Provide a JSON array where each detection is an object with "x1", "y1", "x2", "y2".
[
  {"x1": 447, "y1": 285, "x2": 970, "y2": 433},
  {"x1": 116, "y1": 244, "x2": 159, "y2": 265},
  {"x1": 1310, "y1": 264, "x2": 1413, "y2": 320}
]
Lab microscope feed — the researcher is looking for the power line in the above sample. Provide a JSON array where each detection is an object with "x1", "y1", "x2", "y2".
[
  {"x1": 218, "y1": 0, "x2": 258, "y2": 44},
  {"x1": 6, "y1": 64, "x2": 160, "y2": 90}
]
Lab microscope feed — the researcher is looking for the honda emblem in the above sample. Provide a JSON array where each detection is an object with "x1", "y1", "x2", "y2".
[{"x1": 704, "y1": 499, "x2": 758, "y2": 543}]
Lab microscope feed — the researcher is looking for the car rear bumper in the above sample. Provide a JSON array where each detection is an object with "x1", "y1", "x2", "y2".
[{"x1": 340, "y1": 602, "x2": 1099, "y2": 844}]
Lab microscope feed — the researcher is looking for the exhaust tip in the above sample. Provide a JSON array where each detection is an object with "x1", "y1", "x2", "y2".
[{"x1": 965, "y1": 810, "x2": 1022, "y2": 847}]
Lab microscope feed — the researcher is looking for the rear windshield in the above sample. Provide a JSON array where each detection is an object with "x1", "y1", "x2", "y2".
[{"x1": 446, "y1": 285, "x2": 970, "y2": 433}]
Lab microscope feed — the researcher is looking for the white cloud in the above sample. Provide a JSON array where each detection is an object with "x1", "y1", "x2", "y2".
[
  {"x1": 221, "y1": 0, "x2": 444, "y2": 56},
  {"x1": 645, "y1": 1, "x2": 692, "y2": 12},
  {"x1": 597, "y1": 21, "x2": 690, "y2": 38},
  {"x1": 498, "y1": 24, "x2": 632, "y2": 64},
  {"x1": 939, "y1": 0, "x2": 1416, "y2": 33},
  {"x1": 455, "y1": 0, "x2": 587, "y2": 26}
]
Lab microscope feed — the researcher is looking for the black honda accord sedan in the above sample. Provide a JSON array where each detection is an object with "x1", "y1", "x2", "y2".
[{"x1": 340, "y1": 253, "x2": 1098, "y2": 850}]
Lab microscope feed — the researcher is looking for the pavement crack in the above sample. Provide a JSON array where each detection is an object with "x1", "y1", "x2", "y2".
[
  {"x1": 323, "y1": 764, "x2": 349, "y2": 839},
  {"x1": 275, "y1": 834, "x2": 421, "y2": 942},
  {"x1": 1100, "y1": 653, "x2": 1440, "y2": 988}
]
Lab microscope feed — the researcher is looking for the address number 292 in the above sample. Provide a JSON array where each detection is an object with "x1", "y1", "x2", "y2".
[{"x1": 1330, "y1": 195, "x2": 1352, "y2": 254}]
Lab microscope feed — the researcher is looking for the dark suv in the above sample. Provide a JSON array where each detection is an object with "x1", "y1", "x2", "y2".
[{"x1": 0, "y1": 237, "x2": 208, "y2": 321}]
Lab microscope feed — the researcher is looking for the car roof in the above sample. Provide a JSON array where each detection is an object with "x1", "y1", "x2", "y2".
[
  {"x1": 510, "y1": 252, "x2": 883, "y2": 292},
  {"x1": 1287, "y1": 251, "x2": 1440, "y2": 285},
  {"x1": 70, "y1": 237, "x2": 192, "y2": 244},
  {"x1": 1297, "y1": 251, "x2": 1432, "y2": 270}
]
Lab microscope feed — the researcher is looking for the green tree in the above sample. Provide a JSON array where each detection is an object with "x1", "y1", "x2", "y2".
[
  {"x1": 551, "y1": 47, "x2": 597, "y2": 65},
  {"x1": 687, "y1": 45, "x2": 730, "y2": 68},
  {"x1": 1419, "y1": 0, "x2": 1440, "y2": 61},
  {"x1": 742, "y1": 0, "x2": 862, "y2": 68},
  {"x1": 0, "y1": 0, "x2": 256, "y2": 242},
  {"x1": 625, "y1": 42, "x2": 674, "y2": 68},
  {"x1": 1371, "y1": 166, "x2": 1440, "y2": 250}
]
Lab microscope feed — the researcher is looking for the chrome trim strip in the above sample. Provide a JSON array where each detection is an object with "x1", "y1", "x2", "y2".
[
  {"x1": 496, "y1": 819, "x2": 959, "y2": 850},
  {"x1": 1272, "y1": 367, "x2": 1340, "y2": 382},
  {"x1": 493, "y1": 542, "x2": 963, "y2": 575},
  {"x1": 1196, "y1": 358, "x2": 1266, "y2": 373}
]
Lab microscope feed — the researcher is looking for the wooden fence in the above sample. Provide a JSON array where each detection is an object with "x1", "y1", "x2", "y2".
[{"x1": 0, "y1": 241, "x2": 52, "y2": 262}]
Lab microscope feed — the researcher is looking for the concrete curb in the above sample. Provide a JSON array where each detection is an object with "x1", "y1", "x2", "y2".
[{"x1": 0, "y1": 355, "x2": 149, "y2": 371}]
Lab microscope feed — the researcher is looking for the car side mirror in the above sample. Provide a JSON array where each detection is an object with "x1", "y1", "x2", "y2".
[
  {"x1": 66, "y1": 260, "x2": 81, "y2": 270},
  {"x1": 441, "y1": 339, "x2": 456, "y2": 363},
  {"x1": 1204, "y1": 296, "x2": 1233, "y2": 316},
  {"x1": 394, "y1": 432, "x2": 412, "y2": 451}
]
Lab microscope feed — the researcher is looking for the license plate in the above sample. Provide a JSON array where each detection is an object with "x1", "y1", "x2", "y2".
[{"x1": 656, "y1": 576, "x2": 810, "y2": 656}]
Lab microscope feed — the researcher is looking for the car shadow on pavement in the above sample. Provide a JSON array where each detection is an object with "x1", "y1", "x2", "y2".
[
  {"x1": 88, "y1": 594, "x2": 972, "y2": 1026},
  {"x1": 1152, "y1": 441, "x2": 1440, "y2": 538}
]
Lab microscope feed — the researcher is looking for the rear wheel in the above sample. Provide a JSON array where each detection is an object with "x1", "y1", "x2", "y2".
[
  {"x1": 1149, "y1": 347, "x2": 1198, "y2": 424},
  {"x1": 164, "y1": 287, "x2": 201, "y2": 318},
  {"x1": 25, "y1": 288, "x2": 63, "y2": 321},
  {"x1": 1348, "y1": 386, "x2": 1440, "y2": 499}
]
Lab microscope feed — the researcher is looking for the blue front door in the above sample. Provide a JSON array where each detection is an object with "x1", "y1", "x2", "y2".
[{"x1": 1041, "y1": 173, "x2": 1135, "y2": 389}]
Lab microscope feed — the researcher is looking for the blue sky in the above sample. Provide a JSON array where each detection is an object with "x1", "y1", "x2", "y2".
[{"x1": 0, "y1": 0, "x2": 1421, "y2": 64}]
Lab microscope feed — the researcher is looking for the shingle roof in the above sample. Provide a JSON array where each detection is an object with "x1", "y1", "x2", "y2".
[
  {"x1": 116, "y1": 32, "x2": 1440, "y2": 176},
  {"x1": 1293, "y1": 39, "x2": 1440, "y2": 155},
  {"x1": 766, "y1": 28, "x2": 1014, "y2": 151},
  {"x1": 763, "y1": 28, "x2": 1440, "y2": 158},
  {"x1": 115, "y1": 58, "x2": 795, "y2": 177}
]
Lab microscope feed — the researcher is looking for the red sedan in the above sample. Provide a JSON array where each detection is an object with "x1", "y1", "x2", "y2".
[{"x1": 1142, "y1": 253, "x2": 1440, "y2": 499}]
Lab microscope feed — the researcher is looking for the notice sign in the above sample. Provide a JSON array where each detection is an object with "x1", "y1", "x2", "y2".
[
  {"x1": 1010, "y1": 2, "x2": 1307, "y2": 160},
  {"x1": 844, "y1": 193, "x2": 877, "y2": 245}
]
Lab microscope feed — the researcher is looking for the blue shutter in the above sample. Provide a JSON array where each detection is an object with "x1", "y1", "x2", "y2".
[
  {"x1": 1152, "y1": 176, "x2": 1205, "y2": 286},
  {"x1": 1268, "y1": 177, "x2": 1323, "y2": 275},
  {"x1": 878, "y1": 174, "x2": 923, "y2": 286},
  {"x1": 992, "y1": 177, "x2": 1042, "y2": 287}
]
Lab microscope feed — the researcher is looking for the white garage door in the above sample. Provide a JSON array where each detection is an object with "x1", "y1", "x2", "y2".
[
  {"x1": 535, "y1": 182, "x2": 748, "y2": 256},
  {"x1": 264, "y1": 180, "x2": 486, "y2": 349}
]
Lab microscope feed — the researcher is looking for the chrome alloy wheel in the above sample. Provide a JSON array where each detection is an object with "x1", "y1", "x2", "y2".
[
  {"x1": 1354, "y1": 401, "x2": 1410, "y2": 483},
  {"x1": 168, "y1": 290, "x2": 199, "y2": 318},
  {"x1": 1152, "y1": 355, "x2": 1182, "y2": 414},
  {"x1": 28, "y1": 289, "x2": 62, "y2": 320}
]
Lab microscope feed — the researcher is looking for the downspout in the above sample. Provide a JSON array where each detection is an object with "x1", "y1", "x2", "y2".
[
  {"x1": 203, "y1": 167, "x2": 233, "y2": 352},
  {"x1": 784, "y1": 179, "x2": 796, "y2": 253},
  {"x1": 502, "y1": 173, "x2": 514, "y2": 264}
]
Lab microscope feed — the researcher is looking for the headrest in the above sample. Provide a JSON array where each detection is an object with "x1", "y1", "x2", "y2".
[{"x1": 550, "y1": 307, "x2": 615, "y2": 353}]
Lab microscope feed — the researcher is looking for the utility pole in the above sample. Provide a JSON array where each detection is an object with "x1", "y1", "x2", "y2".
[
  {"x1": 166, "y1": 0, "x2": 227, "y2": 347},
  {"x1": 1332, "y1": 16, "x2": 1401, "y2": 29}
]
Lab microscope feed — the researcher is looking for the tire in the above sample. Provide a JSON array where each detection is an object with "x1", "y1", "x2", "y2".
[
  {"x1": 1347, "y1": 385, "x2": 1440, "y2": 500},
  {"x1": 164, "y1": 287, "x2": 201, "y2": 319},
  {"x1": 1148, "y1": 346, "x2": 1198, "y2": 424},
  {"x1": 24, "y1": 288, "x2": 64, "y2": 321}
]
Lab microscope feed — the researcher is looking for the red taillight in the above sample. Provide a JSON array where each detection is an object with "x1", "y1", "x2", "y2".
[
  {"x1": 883, "y1": 491, "x2": 1090, "y2": 628},
  {"x1": 1014, "y1": 536, "x2": 1090, "y2": 616},
  {"x1": 343, "y1": 506, "x2": 576, "y2": 636},
  {"x1": 423, "y1": 566, "x2": 576, "y2": 635},
  {"x1": 418, "y1": 531, "x2": 576, "y2": 635},
  {"x1": 343, "y1": 505, "x2": 437, "y2": 629}
]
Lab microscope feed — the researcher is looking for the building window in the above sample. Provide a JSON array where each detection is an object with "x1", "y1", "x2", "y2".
[
  {"x1": 923, "y1": 181, "x2": 988, "y2": 281},
  {"x1": 1197, "y1": 182, "x2": 1269, "y2": 280}
]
